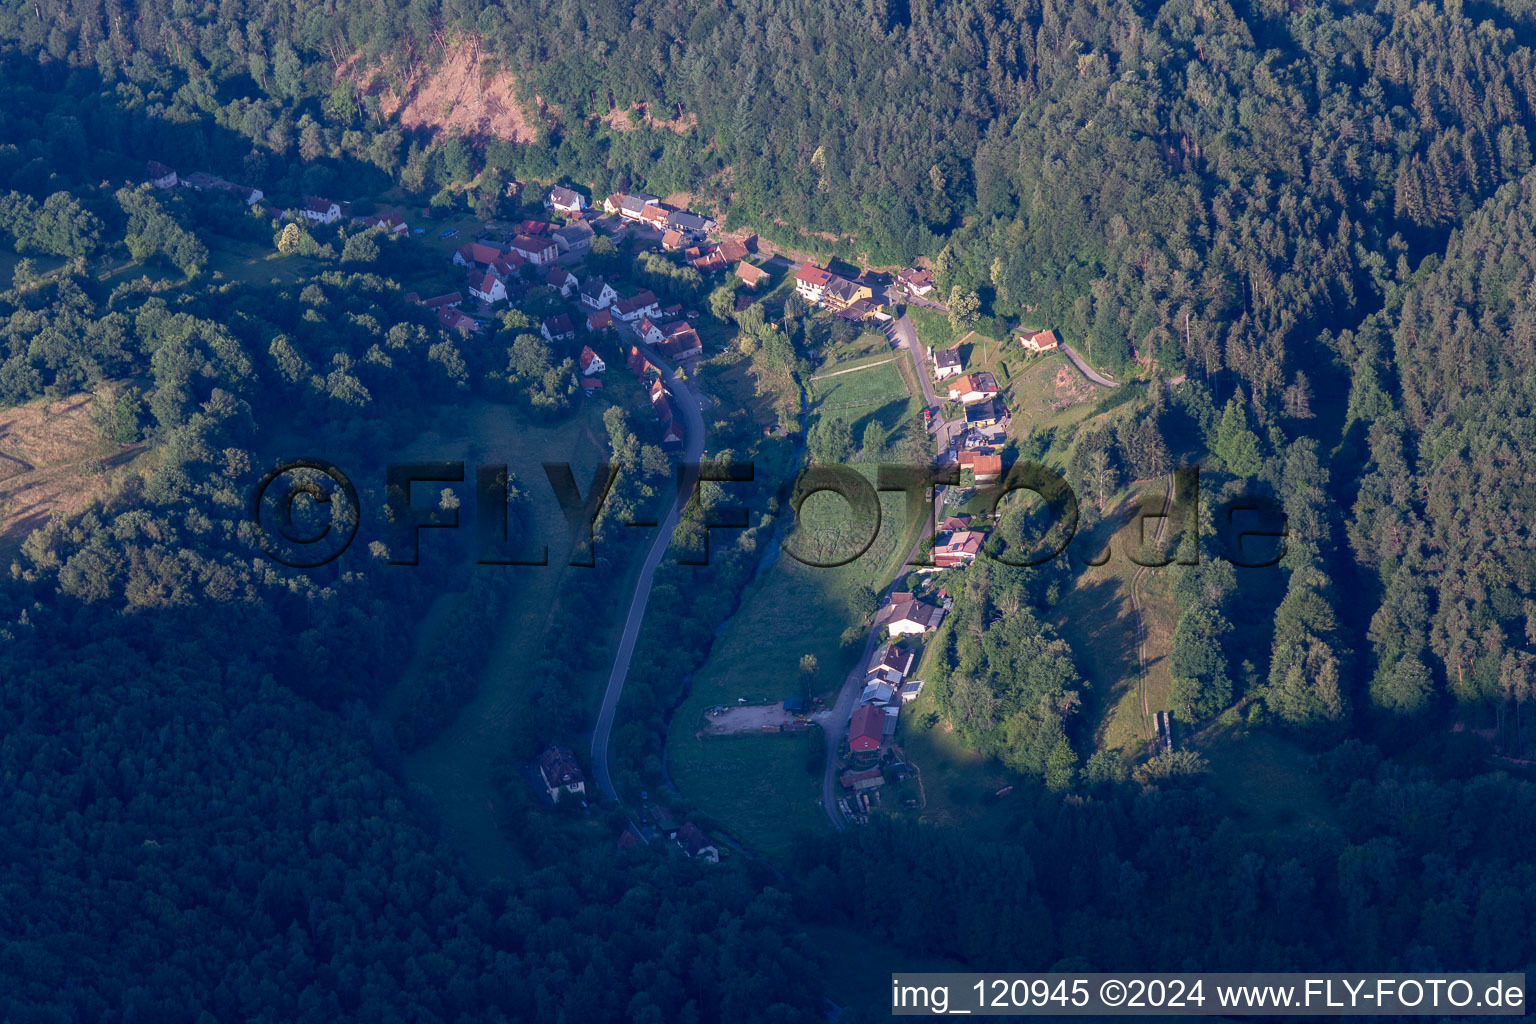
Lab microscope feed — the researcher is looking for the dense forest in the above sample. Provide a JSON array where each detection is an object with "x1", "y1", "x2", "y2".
[{"x1": 4, "y1": 0, "x2": 1536, "y2": 1018}]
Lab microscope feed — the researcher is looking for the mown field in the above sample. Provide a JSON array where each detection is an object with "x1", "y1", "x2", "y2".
[{"x1": 668, "y1": 344, "x2": 924, "y2": 853}]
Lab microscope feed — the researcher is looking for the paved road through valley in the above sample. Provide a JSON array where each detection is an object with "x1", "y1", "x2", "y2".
[{"x1": 590, "y1": 347, "x2": 706, "y2": 802}]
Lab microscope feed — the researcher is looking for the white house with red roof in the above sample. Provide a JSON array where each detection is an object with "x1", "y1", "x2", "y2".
[
  {"x1": 361, "y1": 212, "x2": 407, "y2": 234},
  {"x1": 579, "y1": 346, "x2": 605, "y2": 375},
  {"x1": 546, "y1": 266, "x2": 578, "y2": 298},
  {"x1": 467, "y1": 270, "x2": 506, "y2": 305},
  {"x1": 299, "y1": 196, "x2": 341, "y2": 224},
  {"x1": 508, "y1": 234, "x2": 557, "y2": 266},
  {"x1": 947, "y1": 372, "x2": 999, "y2": 404},
  {"x1": 794, "y1": 262, "x2": 834, "y2": 304},
  {"x1": 612, "y1": 290, "x2": 661, "y2": 323}
]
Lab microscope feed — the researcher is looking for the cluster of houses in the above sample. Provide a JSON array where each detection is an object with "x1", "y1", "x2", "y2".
[
  {"x1": 624, "y1": 345, "x2": 685, "y2": 448},
  {"x1": 933, "y1": 513, "x2": 986, "y2": 568},
  {"x1": 146, "y1": 161, "x2": 265, "y2": 209},
  {"x1": 601, "y1": 190, "x2": 716, "y2": 240},
  {"x1": 537, "y1": 740, "x2": 720, "y2": 862},
  {"x1": 623, "y1": 804, "x2": 720, "y2": 862},
  {"x1": 793, "y1": 261, "x2": 889, "y2": 323}
]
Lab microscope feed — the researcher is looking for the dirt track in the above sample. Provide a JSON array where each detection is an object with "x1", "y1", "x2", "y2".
[{"x1": 700, "y1": 704, "x2": 832, "y2": 735}]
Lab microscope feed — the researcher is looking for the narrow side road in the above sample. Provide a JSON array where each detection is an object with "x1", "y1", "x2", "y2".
[
  {"x1": 1128, "y1": 473, "x2": 1176, "y2": 749},
  {"x1": 820, "y1": 494, "x2": 937, "y2": 828},
  {"x1": 1060, "y1": 342, "x2": 1119, "y2": 388},
  {"x1": 590, "y1": 349, "x2": 706, "y2": 802}
]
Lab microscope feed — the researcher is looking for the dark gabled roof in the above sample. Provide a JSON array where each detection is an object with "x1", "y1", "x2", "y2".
[{"x1": 537, "y1": 745, "x2": 583, "y2": 787}]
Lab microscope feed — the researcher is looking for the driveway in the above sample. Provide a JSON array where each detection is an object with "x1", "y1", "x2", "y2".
[
  {"x1": 589, "y1": 342, "x2": 707, "y2": 802},
  {"x1": 820, "y1": 492, "x2": 940, "y2": 828}
]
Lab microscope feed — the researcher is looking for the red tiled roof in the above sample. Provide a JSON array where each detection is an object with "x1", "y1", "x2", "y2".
[
  {"x1": 849, "y1": 706, "x2": 884, "y2": 751},
  {"x1": 795, "y1": 263, "x2": 833, "y2": 286}
]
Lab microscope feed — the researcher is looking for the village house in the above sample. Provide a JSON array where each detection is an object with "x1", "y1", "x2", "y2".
[
  {"x1": 822, "y1": 275, "x2": 874, "y2": 312},
  {"x1": 735, "y1": 262, "x2": 768, "y2": 288},
  {"x1": 520, "y1": 219, "x2": 556, "y2": 235},
  {"x1": 580, "y1": 376, "x2": 603, "y2": 393},
  {"x1": 835, "y1": 297, "x2": 880, "y2": 323},
  {"x1": 536, "y1": 745, "x2": 586, "y2": 803},
  {"x1": 361, "y1": 212, "x2": 408, "y2": 234},
  {"x1": 666, "y1": 209, "x2": 713, "y2": 236},
  {"x1": 587, "y1": 309, "x2": 614, "y2": 332},
  {"x1": 638, "y1": 203, "x2": 672, "y2": 229},
  {"x1": 551, "y1": 222, "x2": 593, "y2": 255},
  {"x1": 660, "y1": 228, "x2": 686, "y2": 251},
  {"x1": 541, "y1": 315, "x2": 576, "y2": 342},
  {"x1": 934, "y1": 529, "x2": 985, "y2": 568},
  {"x1": 939, "y1": 514, "x2": 972, "y2": 533},
  {"x1": 146, "y1": 160, "x2": 178, "y2": 189},
  {"x1": 1019, "y1": 327, "x2": 1061, "y2": 353},
  {"x1": 612, "y1": 290, "x2": 662, "y2": 323},
  {"x1": 690, "y1": 249, "x2": 728, "y2": 274},
  {"x1": 897, "y1": 267, "x2": 935, "y2": 296},
  {"x1": 412, "y1": 291, "x2": 463, "y2": 309},
  {"x1": 490, "y1": 252, "x2": 526, "y2": 277},
  {"x1": 860, "y1": 680, "x2": 898, "y2": 707},
  {"x1": 716, "y1": 237, "x2": 749, "y2": 262},
  {"x1": 509, "y1": 234, "x2": 558, "y2": 266},
  {"x1": 183, "y1": 172, "x2": 263, "y2": 206},
  {"x1": 948, "y1": 372, "x2": 999, "y2": 404},
  {"x1": 794, "y1": 262, "x2": 834, "y2": 304},
  {"x1": 636, "y1": 316, "x2": 667, "y2": 345},
  {"x1": 453, "y1": 242, "x2": 506, "y2": 268},
  {"x1": 436, "y1": 306, "x2": 478, "y2": 333},
  {"x1": 579, "y1": 346, "x2": 606, "y2": 376},
  {"x1": 931, "y1": 347, "x2": 963, "y2": 380},
  {"x1": 546, "y1": 266, "x2": 578, "y2": 298},
  {"x1": 957, "y1": 450, "x2": 1003, "y2": 484},
  {"x1": 878, "y1": 592, "x2": 946, "y2": 637},
  {"x1": 841, "y1": 767, "x2": 885, "y2": 792},
  {"x1": 964, "y1": 399, "x2": 1007, "y2": 431},
  {"x1": 650, "y1": 380, "x2": 685, "y2": 448},
  {"x1": 604, "y1": 192, "x2": 660, "y2": 219},
  {"x1": 545, "y1": 185, "x2": 588, "y2": 214},
  {"x1": 467, "y1": 270, "x2": 507, "y2": 305},
  {"x1": 900, "y1": 680, "x2": 924, "y2": 703},
  {"x1": 626, "y1": 345, "x2": 659, "y2": 378},
  {"x1": 848, "y1": 705, "x2": 885, "y2": 754},
  {"x1": 657, "y1": 323, "x2": 703, "y2": 360},
  {"x1": 675, "y1": 822, "x2": 719, "y2": 863},
  {"x1": 866, "y1": 644, "x2": 915, "y2": 685},
  {"x1": 580, "y1": 276, "x2": 619, "y2": 309},
  {"x1": 299, "y1": 196, "x2": 341, "y2": 224}
]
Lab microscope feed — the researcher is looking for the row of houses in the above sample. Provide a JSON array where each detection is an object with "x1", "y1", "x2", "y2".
[
  {"x1": 147, "y1": 161, "x2": 266, "y2": 208},
  {"x1": 793, "y1": 261, "x2": 885, "y2": 321},
  {"x1": 602, "y1": 191, "x2": 717, "y2": 240}
]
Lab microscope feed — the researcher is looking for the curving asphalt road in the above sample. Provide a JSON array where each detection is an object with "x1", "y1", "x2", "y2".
[
  {"x1": 1060, "y1": 342, "x2": 1119, "y2": 388},
  {"x1": 589, "y1": 345, "x2": 706, "y2": 802}
]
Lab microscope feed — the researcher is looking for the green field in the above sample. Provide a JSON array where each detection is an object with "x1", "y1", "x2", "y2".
[
  {"x1": 667, "y1": 465, "x2": 925, "y2": 852},
  {"x1": 808, "y1": 357, "x2": 907, "y2": 410},
  {"x1": 665, "y1": 731, "x2": 829, "y2": 857},
  {"x1": 380, "y1": 396, "x2": 631, "y2": 878}
]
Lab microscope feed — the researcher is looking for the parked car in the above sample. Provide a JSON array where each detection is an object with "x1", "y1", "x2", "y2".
[{"x1": 439, "y1": 227, "x2": 458, "y2": 238}]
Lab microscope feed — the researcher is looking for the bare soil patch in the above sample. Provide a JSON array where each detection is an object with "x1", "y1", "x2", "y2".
[
  {"x1": 0, "y1": 394, "x2": 143, "y2": 555},
  {"x1": 350, "y1": 38, "x2": 538, "y2": 143}
]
